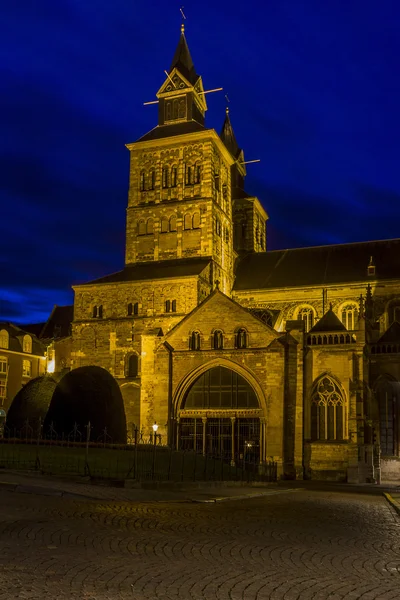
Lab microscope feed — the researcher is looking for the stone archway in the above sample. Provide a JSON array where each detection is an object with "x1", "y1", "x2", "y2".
[
  {"x1": 44, "y1": 366, "x2": 127, "y2": 444},
  {"x1": 174, "y1": 360, "x2": 266, "y2": 464}
]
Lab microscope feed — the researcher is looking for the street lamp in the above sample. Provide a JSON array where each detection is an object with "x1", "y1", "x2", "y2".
[{"x1": 152, "y1": 422, "x2": 158, "y2": 479}]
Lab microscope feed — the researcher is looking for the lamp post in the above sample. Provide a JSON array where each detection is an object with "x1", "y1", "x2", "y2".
[{"x1": 152, "y1": 422, "x2": 158, "y2": 479}]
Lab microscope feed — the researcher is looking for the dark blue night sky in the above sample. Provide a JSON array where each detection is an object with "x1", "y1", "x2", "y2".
[{"x1": 2, "y1": 1, "x2": 399, "y2": 324}]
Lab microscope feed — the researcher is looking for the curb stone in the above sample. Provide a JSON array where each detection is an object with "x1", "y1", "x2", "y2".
[
  {"x1": 383, "y1": 492, "x2": 400, "y2": 517},
  {"x1": 191, "y1": 488, "x2": 301, "y2": 503}
]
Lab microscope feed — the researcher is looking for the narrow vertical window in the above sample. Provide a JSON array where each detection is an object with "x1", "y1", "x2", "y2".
[
  {"x1": 92, "y1": 306, "x2": 98, "y2": 318},
  {"x1": 194, "y1": 163, "x2": 201, "y2": 184},
  {"x1": 98, "y1": 305, "x2": 103, "y2": 318},
  {"x1": 171, "y1": 166, "x2": 177, "y2": 187},
  {"x1": 185, "y1": 165, "x2": 192, "y2": 185},
  {"x1": 139, "y1": 170, "x2": 146, "y2": 192},
  {"x1": 184, "y1": 214, "x2": 192, "y2": 230},
  {"x1": 148, "y1": 170, "x2": 155, "y2": 190},
  {"x1": 165, "y1": 101, "x2": 172, "y2": 121},
  {"x1": 169, "y1": 215, "x2": 177, "y2": 231},
  {"x1": 236, "y1": 328, "x2": 247, "y2": 349},
  {"x1": 127, "y1": 303, "x2": 133, "y2": 316},
  {"x1": 161, "y1": 217, "x2": 169, "y2": 233},
  {"x1": 192, "y1": 213, "x2": 200, "y2": 229},
  {"x1": 178, "y1": 98, "x2": 186, "y2": 119},
  {"x1": 213, "y1": 330, "x2": 223, "y2": 350},
  {"x1": 146, "y1": 219, "x2": 154, "y2": 234},
  {"x1": 190, "y1": 331, "x2": 201, "y2": 350},
  {"x1": 133, "y1": 302, "x2": 139, "y2": 315},
  {"x1": 162, "y1": 167, "x2": 169, "y2": 189},
  {"x1": 172, "y1": 300, "x2": 177, "y2": 312},
  {"x1": 165, "y1": 300, "x2": 171, "y2": 313}
]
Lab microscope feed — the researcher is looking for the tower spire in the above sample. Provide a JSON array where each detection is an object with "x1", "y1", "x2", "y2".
[{"x1": 220, "y1": 107, "x2": 241, "y2": 158}]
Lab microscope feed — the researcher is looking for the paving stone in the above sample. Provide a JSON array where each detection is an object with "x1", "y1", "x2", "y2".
[{"x1": 0, "y1": 489, "x2": 399, "y2": 599}]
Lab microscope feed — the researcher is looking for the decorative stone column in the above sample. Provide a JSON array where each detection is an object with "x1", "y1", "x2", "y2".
[
  {"x1": 202, "y1": 417, "x2": 207, "y2": 456},
  {"x1": 231, "y1": 417, "x2": 236, "y2": 466}
]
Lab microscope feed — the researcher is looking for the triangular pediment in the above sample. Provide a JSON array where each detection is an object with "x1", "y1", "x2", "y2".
[
  {"x1": 157, "y1": 69, "x2": 193, "y2": 97},
  {"x1": 165, "y1": 290, "x2": 279, "y2": 351}
]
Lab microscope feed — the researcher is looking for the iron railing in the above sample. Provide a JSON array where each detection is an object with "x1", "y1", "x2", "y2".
[{"x1": 0, "y1": 418, "x2": 277, "y2": 483}]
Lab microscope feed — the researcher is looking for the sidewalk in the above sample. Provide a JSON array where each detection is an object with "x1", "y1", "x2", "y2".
[
  {"x1": 0, "y1": 469, "x2": 292, "y2": 503},
  {"x1": 0, "y1": 468, "x2": 399, "y2": 504}
]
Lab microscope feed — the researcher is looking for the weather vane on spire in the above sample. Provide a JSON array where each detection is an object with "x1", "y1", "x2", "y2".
[
  {"x1": 225, "y1": 94, "x2": 230, "y2": 114},
  {"x1": 180, "y1": 6, "x2": 186, "y2": 33}
]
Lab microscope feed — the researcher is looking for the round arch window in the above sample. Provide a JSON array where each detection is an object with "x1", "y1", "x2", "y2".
[{"x1": 183, "y1": 367, "x2": 259, "y2": 409}]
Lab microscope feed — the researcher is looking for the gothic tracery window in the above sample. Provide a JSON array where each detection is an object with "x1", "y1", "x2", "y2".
[
  {"x1": 297, "y1": 307, "x2": 315, "y2": 332},
  {"x1": 311, "y1": 376, "x2": 345, "y2": 441},
  {"x1": 341, "y1": 303, "x2": 358, "y2": 330}
]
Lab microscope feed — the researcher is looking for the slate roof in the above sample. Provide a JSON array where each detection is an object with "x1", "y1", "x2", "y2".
[
  {"x1": 376, "y1": 321, "x2": 400, "y2": 344},
  {"x1": 0, "y1": 322, "x2": 45, "y2": 356},
  {"x1": 234, "y1": 239, "x2": 400, "y2": 290},
  {"x1": 136, "y1": 121, "x2": 207, "y2": 143},
  {"x1": 40, "y1": 305, "x2": 73, "y2": 339},
  {"x1": 169, "y1": 29, "x2": 199, "y2": 85},
  {"x1": 309, "y1": 307, "x2": 347, "y2": 333},
  {"x1": 78, "y1": 258, "x2": 211, "y2": 286},
  {"x1": 220, "y1": 110, "x2": 241, "y2": 158}
]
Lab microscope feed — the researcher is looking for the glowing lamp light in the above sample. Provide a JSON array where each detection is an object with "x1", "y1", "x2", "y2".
[
  {"x1": 47, "y1": 359, "x2": 55, "y2": 374},
  {"x1": 152, "y1": 422, "x2": 158, "y2": 433}
]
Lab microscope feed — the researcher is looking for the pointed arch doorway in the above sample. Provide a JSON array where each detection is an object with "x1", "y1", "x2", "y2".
[{"x1": 175, "y1": 365, "x2": 265, "y2": 464}]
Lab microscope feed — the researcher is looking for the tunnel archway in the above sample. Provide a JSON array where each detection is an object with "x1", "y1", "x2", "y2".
[{"x1": 44, "y1": 366, "x2": 127, "y2": 443}]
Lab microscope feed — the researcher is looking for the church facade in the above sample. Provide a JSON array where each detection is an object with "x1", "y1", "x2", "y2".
[{"x1": 70, "y1": 27, "x2": 400, "y2": 482}]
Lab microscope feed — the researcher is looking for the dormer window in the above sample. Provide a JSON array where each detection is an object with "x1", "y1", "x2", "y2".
[
  {"x1": 0, "y1": 330, "x2": 9, "y2": 350},
  {"x1": 22, "y1": 335, "x2": 32, "y2": 353},
  {"x1": 368, "y1": 256, "x2": 376, "y2": 277}
]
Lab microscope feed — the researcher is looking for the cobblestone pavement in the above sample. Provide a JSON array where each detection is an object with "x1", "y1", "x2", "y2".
[{"x1": 0, "y1": 489, "x2": 399, "y2": 600}]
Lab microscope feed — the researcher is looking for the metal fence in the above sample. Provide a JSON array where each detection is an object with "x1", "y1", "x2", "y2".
[{"x1": 0, "y1": 419, "x2": 277, "y2": 483}]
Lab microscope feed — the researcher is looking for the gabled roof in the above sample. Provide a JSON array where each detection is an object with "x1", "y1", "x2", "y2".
[
  {"x1": 76, "y1": 258, "x2": 211, "y2": 287},
  {"x1": 234, "y1": 238, "x2": 400, "y2": 290},
  {"x1": 376, "y1": 321, "x2": 400, "y2": 344},
  {"x1": 169, "y1": 27, "x2": 198, "y2": 85},
  {"x1": 309, "y1": 307, "x2": 347, "y2": 333},
  {"x1": 220, "y1": 109, "x2": 241, "y2": 158},
  {"x1": 165, "y1": 288, "x2": 279, "y2": 344},
  {"x1": 40, "y1": 305, "x2": 73, "y2": 339}
]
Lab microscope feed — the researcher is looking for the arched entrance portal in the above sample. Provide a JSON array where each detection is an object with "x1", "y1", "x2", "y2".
[{"x1": 177, "y1": 366, "x2": 264, "y2": 464}]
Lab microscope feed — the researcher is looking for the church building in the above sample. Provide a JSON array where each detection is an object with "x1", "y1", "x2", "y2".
[{"x1": 70, "y1": 26, "x2": 400, "y2": 482}]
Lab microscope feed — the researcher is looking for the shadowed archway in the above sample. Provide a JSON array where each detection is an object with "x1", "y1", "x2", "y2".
[{"x1": 44, "y1": 366, "x2": 127, "y2": 444}]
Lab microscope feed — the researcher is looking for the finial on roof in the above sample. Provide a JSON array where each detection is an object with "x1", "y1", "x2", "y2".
[
  {"x1": 181, "y1": 22, "x2": 185, "y2": 34},
  {"x1": 215, "y1": 279, "x2": 220, "y2": 290},
  {"x1": 226, "y1": 106, "x2": 229, "y2": 115},
  {"x1": 329, "y1": 302, "x2": 333, "y2": 311}
]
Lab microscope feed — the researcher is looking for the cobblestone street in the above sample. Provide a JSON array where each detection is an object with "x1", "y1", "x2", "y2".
[{"x1": 0, "y1": 488, "x2": 399, "y2": 599}]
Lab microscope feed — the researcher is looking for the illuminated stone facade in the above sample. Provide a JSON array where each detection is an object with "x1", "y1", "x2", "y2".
[{"x1": 69, "y1": 27, "x2": 400, "y2": 482}]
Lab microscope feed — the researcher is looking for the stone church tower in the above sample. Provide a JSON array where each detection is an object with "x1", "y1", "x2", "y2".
[{"x1": 68, "y1": 25, "x2": 400, "y2": 483}]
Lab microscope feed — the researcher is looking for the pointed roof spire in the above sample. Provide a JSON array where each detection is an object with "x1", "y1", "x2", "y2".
[
  {"x1": 220, "y1": 107, "x2": 241, "y2": 158},
  {"x1": 169, "y1": 24, "x2": 198, "y2": 85},
  {"x1": 309, "y1": 306, "x2": 347, "y2": 333}
]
